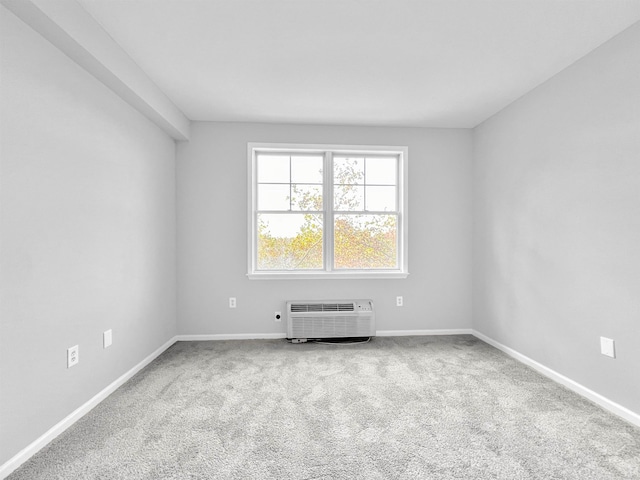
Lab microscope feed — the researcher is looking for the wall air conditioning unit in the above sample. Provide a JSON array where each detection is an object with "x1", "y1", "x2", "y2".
[{"x1": 286, "y1": 299, "x2": 375, "y2": 341}]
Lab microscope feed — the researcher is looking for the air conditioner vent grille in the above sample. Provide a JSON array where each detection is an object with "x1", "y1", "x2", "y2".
[{"x1": 290, "y1": 303, "x2": 354, "y2": 313}]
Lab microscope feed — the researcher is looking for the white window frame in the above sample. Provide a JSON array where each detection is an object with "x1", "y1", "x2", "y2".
[{"x1": 247, "y1": 143, "x2": 409, "y2": 279}]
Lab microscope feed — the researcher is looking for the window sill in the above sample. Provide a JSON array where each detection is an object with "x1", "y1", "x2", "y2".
[{"x1": 247, "y1": 271, "x2": 409, "y2": 280}]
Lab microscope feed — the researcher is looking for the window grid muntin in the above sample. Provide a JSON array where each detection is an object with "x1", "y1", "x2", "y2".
[
  {"x1": 333, "y1": 154, "x2": 399, "y2": 213},
  {"x1": 256, "y1": 152, "x2": 323, "y2": 212}
]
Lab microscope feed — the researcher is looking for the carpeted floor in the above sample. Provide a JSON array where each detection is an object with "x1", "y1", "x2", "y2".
[{"x1": 8, "y1": 335, "x2": 640, "y2": 479}]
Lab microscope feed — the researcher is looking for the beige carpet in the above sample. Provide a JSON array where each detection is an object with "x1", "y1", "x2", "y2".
[{"x1": 9, "y1": 335, "x2": 640, "y2": 479}]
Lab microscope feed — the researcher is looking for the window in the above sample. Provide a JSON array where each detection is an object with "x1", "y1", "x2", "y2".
[{"x1": 248, "y1": 143, "x2": 408, "y2": 279}]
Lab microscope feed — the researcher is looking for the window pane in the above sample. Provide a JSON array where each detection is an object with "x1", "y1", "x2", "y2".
[
  {"x1": 291, "y1": 184, "x2": 323, "y2": 211},
  {"x1": 257, "y1": 213, "x2": 323, "y2": 270},
  {"x1": 334, "y1": 214, "x2": 397, "y2": 269},
  {"x1": 258, "y1": 184, "x2": 290, "y2": 211},
  {"x1": 366, "y1": 157, "x2": 397, "y2": 185},
  {"x1": 334, "y1": 157, "x2": 364, "y2": 185},
  {"x1": 291, "y1": 156, "x2": 323, "y2": 184},
  {"x1": 334, "y1": 185, "x2": 364, "y2": 211},
  {"x1": 366, "y1": 186, "x2": 396, "y2": 211},
  {"x1": 257, "y1": 155, "x2": 289, "y2": 183}
]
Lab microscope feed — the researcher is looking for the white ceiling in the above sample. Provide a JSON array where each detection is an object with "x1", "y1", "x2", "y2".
[{"x1": 77, "y1": 0, "x2": 640, "y2": 128}]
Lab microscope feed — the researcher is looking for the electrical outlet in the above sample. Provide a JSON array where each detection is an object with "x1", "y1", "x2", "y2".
[
  {"x1": 67, "y1": 345, "x2": 79, "y2": 368},
  {"x1": 275, "y1": 311, "x2": 282, "y2": 322},
  {"x1": 396, "y1": 296, "x2": 403, "y2": 307},
  {"x1": 600, "y1": 337, "x2": 615, "y2": 358},
  {"x1": 229, "y1": 297, "x2": 236, "y2": 308},
  {"x1": 103, "y1": 329, "x2": 112, "y2": 348}
]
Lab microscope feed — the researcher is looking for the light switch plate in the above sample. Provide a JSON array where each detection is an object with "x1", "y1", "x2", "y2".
[
  {"x1": 104, "y1": 329, "x2": 112, "y2": 348},
  {"x1": 600, "y1": 337, "x2": 615, "y2": 358}
]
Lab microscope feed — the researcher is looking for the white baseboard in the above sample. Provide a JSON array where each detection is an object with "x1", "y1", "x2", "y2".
[
  {"x1": 0, "y1": 337, "x2": 178, "y2": 480},
  {"x1": 472, "y1": 330, "x2": 640, "y2": 428},
  {"x1": 176, "y1": 333, "x2": 287, "y2": 341},
  {"x1": 177, "y1": 331, "x2": 473, "y2": 341},
  {"x1": 377, "y1": 329, "x2": 473, "y2": 336}
]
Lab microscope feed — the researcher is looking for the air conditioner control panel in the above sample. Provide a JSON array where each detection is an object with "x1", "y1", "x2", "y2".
[{"x1": 356, "y1": 301, "x2": 373, "y2": 311}]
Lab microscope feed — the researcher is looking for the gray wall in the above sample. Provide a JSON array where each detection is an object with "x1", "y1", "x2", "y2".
[
  {"x1": 473, "y1": 23, "x2": 640, "y2": 414},
  {"x1": 0, "y1": 8, "x2": 177, "y2": 464},
  {"x1": 177, "y1": 123, "x2": 473, "y2": 335}
]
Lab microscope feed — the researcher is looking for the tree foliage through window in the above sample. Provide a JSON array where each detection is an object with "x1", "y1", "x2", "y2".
[{"x1": 256, "y1": 155, "x2": 398, "y2": 271}]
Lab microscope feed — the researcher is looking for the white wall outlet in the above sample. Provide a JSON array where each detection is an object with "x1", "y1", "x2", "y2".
[
  {"x1": 103, "y1": 329, "x2": 113, "y2": 348},
  {"x1": 396, "y1": 296, "x2": 403, "y2": 307},
  {"x1": 600, "y1": 337, "x2": 615, "y2": 358},
  {"x1": 275, "y1": 311, "x2": 282, "y2": 322},
  {"x1": 67, "y1": 345, "x2": 79, "y2": 368},
  {"x1": 229, "y1": 297, "x2": 236, "y2": 308}
]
